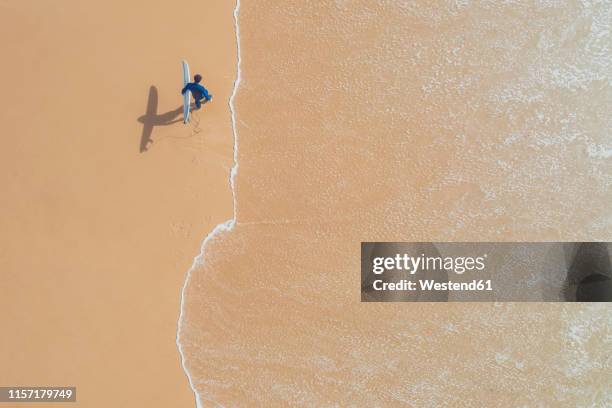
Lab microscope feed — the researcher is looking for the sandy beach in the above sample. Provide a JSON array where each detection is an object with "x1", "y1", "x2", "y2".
[
  {"x1": 0, "y1": 1, "x2": 236, "y2": 406},
  {"x1": 1, "y1": 0, "x2": 610, "y2": 407}
]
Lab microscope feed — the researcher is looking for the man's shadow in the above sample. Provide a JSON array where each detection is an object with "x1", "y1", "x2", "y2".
[{"x1": 137, "y1": 86, "x2": 183, "y2": 152}]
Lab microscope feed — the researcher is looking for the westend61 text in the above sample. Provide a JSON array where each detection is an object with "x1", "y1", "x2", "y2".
[{"x1": 372, "y1": 279, "x2": 493, "y2": 291}]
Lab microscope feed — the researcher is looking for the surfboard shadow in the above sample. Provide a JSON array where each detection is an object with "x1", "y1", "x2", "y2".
[{"x1": 137, "y1": 85, "x2": 183, "y2": 153}]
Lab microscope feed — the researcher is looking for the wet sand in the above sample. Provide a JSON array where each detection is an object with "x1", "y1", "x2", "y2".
[
  {"x1": 0, "y1": 1, "x2": 236, "y2": 407},
  {"x1": 180, "y1": 1, "x2": 612, "y2": 406}
]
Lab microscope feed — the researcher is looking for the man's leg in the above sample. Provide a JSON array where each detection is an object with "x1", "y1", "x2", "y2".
[{"x1": 195, "y1": 97, "x2": 202, "y2": 109}]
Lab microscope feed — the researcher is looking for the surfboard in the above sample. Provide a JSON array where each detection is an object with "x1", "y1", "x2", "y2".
[{"x1": 182, "y1": 60, "x2": 191, "y2": 124}]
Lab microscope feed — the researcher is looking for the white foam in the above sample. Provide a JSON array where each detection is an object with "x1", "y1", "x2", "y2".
[{"x1": 176, "y1": 0, "x2": 242, "y2": 406}]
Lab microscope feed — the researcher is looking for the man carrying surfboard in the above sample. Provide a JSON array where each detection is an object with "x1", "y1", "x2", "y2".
[{"x1": 181, "y1": 74, "x2": 212, "y2": 110}]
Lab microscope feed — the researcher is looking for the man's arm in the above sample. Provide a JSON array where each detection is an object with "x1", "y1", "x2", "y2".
[{"x1": 195, "y1": 84, "x2": 212, "y2": 101}]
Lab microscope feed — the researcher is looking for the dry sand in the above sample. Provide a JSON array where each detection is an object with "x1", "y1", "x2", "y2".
[{"x1": 0, "y1": 1, "x2": 236, "y2": 407}]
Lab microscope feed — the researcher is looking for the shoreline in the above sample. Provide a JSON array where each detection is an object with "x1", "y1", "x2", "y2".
[{"x1": 177, "y1": 2, "x2": 241, "y2": 406}]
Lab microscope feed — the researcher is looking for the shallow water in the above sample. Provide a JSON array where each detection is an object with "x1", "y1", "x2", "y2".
[{"x1": 179, "y1": 1, "x2": 612, "y2": 405}]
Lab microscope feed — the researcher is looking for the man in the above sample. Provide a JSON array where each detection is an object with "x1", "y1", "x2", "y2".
[{"x1": 181, "y1": 74, "x2": 212, "y2": 109}]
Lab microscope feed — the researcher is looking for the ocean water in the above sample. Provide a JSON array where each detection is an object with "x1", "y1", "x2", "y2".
[{"x1": 179, "y1": 1, "x2": 612, "y2": 406}]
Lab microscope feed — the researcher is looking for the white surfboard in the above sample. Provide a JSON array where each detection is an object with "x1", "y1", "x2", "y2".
[{"x1": 182, "y1": 60, "x2": 191, "y2": 124}]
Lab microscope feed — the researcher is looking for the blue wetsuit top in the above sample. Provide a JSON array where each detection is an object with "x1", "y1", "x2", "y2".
[{"x1": 181, "y1": 83, "x2": 212, "y2": 101}]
